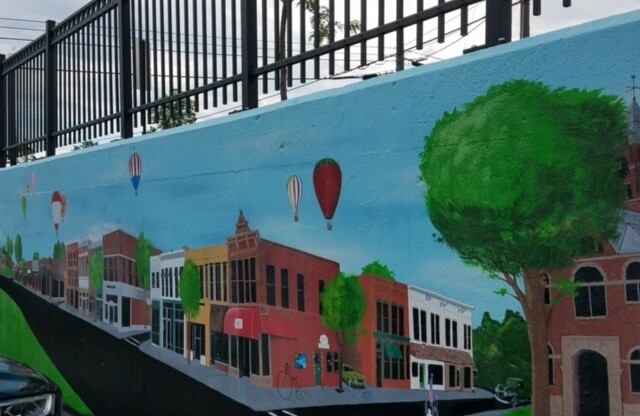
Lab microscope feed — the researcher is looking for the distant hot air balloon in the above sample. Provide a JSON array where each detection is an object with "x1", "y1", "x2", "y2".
[
  {"x1": 60, "y1": 194, "x2": 67, "y2": 221},
  {"x1": 129, "y1": 152, "x2": 142, "y2": 195},
  {"x1": 30, "y1": 172, "x2": 37, "y2": 193},
  {"x1": 313, "y1": 158, "x2": 342, "y2": 230},
  {"x1": 51, "y1": 191, "x2": 62, "y2": 233},
  {"x1": 287, "y1": 175, "x2": 303, "y2": 222}
]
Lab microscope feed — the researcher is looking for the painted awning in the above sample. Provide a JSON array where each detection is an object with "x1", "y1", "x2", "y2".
[
  {"x1": 223, "y1": 308, "x2": 299, "y2": 340},
  {"x1": 410, "y1": 343, "x2": 474, "y2": 367},
  {"x1": 223, "y1": 307, "x2": 261, "y2": 340}
]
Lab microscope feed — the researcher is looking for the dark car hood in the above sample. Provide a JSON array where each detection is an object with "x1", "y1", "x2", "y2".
[{"x1": 0, "y1": 356, "x2": 57, "y2": 401}]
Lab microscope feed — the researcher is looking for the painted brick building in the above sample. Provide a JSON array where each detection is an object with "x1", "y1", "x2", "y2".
[
  {"x1": 547, "y1": 98, "x2": 640, "y2": 416},
  {"x1": 102, "y1": 229, "x2": 158, "y2": 331},
  {"x1": 223, "y1": 211, "x2": 342, "y2": 389},
  {"x1": 343, "y1": 274, "x2": 411, "y2": 389}
]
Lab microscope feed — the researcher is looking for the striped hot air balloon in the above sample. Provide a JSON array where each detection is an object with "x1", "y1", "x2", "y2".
[
  {"x1": 51, "y1": 191, "x2": 62, "y2": 233},
  {"x1": 287, "y1": 175, "x2": 303, "y2": 222},
  {"x1": 129, "y1": 152, "x2": 142, "y2": 195}
]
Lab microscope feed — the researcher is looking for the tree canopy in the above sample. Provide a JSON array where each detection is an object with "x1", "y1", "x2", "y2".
[
  {"x1": 14, "y1": 234, "x2": 22, "y2": 264},
  {"x1": 321, "y1": 272, "x2": 365, "y2": 345},
  {"x1": 361, "y1": 261, "x2": 395, "y2": 281},
  {"x1": 180, "y1": 260, "x2": 201, "y2": 320},
  {"x1": 473, "y1": 310, "x2": 531, "y2": 397},
  {"x1": 134, "y1": 232, "x2": 153, "y2": 291},
  {"x1": 89, "y1": 248, "x2": 104, "y2": 297},
  {"x1": 421, "y1": 80, "x2": 627, "y2": 276}
]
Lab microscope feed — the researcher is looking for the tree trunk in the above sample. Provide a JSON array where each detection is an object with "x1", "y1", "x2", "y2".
[
  {"x1": 186, "y1": 316, "x2": 192, "y2": 362},
  {"x1": 279, "y1": 1, "x2": 289, "y2": 101},
  {"x1": 521, "y1": 271, "x2": 550, "y2": 416}
]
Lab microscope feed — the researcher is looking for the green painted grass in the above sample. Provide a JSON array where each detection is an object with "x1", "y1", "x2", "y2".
[
  {"x1": 508, "y1": 407, "x2": 531, "y2": 416},
  {"x1": 0, "y1": 288, "x2": 92, "y2": 415}
]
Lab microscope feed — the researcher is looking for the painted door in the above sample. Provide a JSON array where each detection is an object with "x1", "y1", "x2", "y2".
[
  {"x1": 376, "y1": 342, "x2": 383, "y2": 387},
  {"x1": 314, "y1": 352, "x2": 321, "y2": 385},
  {"x1": 577, "y1": 350, "x2": 609, "y2": 416},
  {"x1": 419, "y1": 364, "x2": 426, "y2": 389}
]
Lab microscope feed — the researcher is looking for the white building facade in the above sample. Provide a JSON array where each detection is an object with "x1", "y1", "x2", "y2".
[
  {"x1": 150, "y1": 250, "x2": 185, "y2": 356},
  {"x1": 408, "y1": 285, "x2": 474, "y2": 392}
]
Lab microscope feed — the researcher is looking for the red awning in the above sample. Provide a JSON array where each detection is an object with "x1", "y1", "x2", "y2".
[
  {"x1": 223, "y1": 307, "x2": 261, "y2": 340},
  {"x1": 223, "y1": 308, "x2": 300, "y2": 340}
]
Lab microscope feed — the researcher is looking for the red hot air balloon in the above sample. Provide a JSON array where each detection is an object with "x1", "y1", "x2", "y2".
[
  {"x1": 287, "y1": 175, "x2": 303, "y2": 222},
  {"x1": 51, "y1": 191, "x2": 62, "y2": 233},
  {"x1": 313, "y1": 158, "x2": 342, "y2": 230},
  {"x1": 129, "y1": 152, "x2": 142, "y2": 195}
]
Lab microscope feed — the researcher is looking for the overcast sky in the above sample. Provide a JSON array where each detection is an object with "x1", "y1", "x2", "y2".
[{"x1": 2, "y1": 0, "x2": 640, "y2": 57}]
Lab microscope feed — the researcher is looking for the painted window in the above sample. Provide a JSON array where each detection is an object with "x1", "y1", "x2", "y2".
[
  {"x1": 548, "y1": 344, "x2": 554, "y2": 386},
  {"x1": 574, "y1": 267, "x2": 607, "y2": 318},
  {"x1": 428, "y1": 364, "x2": 444, "y2": 386},
  {"x1": 281, "y1": 268, "x2": 289, "y2": 309},
  {"x1": 544, "y1": 274, "x2": 551, "y2": 305},
  {"x1": 326, "y1": 352, "x2": 340, "y2": 373},
  {"x1": 420, "y1": 310, "x2": 427, "y2": 343},
  {"x1": 452, "y1": 320, "x2": 458, "y2": 349},
  {"x1": 626, "y1": 262, "x2": 640, "y2": 302},
  {"x1": 631, "y1": 349, "x2": 640, "y2": 393},
  {"x1": 463, "y1": 324, "x2": 472, "y2": 350},
  {"x1": 266, "y1": 265, "x2": 276, "y2": 306},
  {"x1": 445, "y1": 318, "x2": 451, "y2": 347},
  {"x1": 430, "y1": 313, "x2": 440, "y2": 345},
  {"x1": 412, "y1": 308, "x2": 420, "y2": 340},
  {"x1": 297, "y1": 273, "x2": 305, "y2": 312}
]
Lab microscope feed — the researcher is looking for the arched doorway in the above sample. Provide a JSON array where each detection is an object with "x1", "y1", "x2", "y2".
[{"x1": 575, "y1": 350, "x2": 609, "y2": 416}]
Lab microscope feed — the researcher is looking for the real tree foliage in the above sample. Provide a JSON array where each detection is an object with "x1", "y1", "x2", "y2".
[
  {"x1": 73, "y1": 140, "x2": 97, "y2": 151},
  {"x1": 361, "y1": 260, "x2": 395, "y2": 281},
  {"x1": 473, "y1": 310, "x2": 531, "y2": 397},
  {"x1": 180, "y1": 259, "x2": 202, "y2": 360},
  {"x1": 321, "y1": 272, "x2": 365, "y2": 390},
  {"x1": 52, "y1": 241, "x2": 66, "y2": 264},
  {"x1": 149, "y1": 92, "x2": 197, "y2": 132},
  {"x1": 300, "y1": 0, "x2": 361, "y2": 44},
  {"x1": 278, "y1": 1, "x2": 361, "y2": 100},
  {"x1": 134, "y1": 232, "x2": 153, "y2": 291},
  {"x1": 89, "y1": 248, "x2": 104, "y2": 298},
  {"x1": 420, "y1": 80, "x2": 628, "y2": 416}
]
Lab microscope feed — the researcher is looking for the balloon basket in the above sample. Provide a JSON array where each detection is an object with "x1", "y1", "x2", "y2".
[
  {"x1": 327, "y1": 221, "x2": 332, "y2": 231},
  {"x1": 294, "y1": 214, "x2": 298, "y2": 222}
]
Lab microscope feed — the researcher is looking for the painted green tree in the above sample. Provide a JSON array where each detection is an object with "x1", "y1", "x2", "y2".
[
  {"x1": 52, "y1": 241, "x2": 66, "y2": 264},
  {"x1": 361, "y1": 261, "x2": 395, "y2": 281},
  {"x1": 180, "y1": 259, "x2": 201, "y2": 361},
  {"x1": 89, "y1": 248, "x2": 104, "y2": 298},
  {"x1": 5, "y1": 236, "x2": 14, "y2": 266},
  {"x1": 14, "y1": 234, "x2": 23, "y2": 264},
  {"x1": 420, "y1": 80, "x2": 628, "y2": 416},
  {"x1": 321, "y1": 272, "x2": 365, "y2": 390},
  {"x1": 473, "y1": 310, "x2": 531, "y2": 397},
  {"x1": 134, "y1": 232, "x2": 153, "y2": 291}
]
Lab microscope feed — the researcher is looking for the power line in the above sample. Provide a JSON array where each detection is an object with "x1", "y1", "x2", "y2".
[{"x1": 0, "y1": 17, "x2": 46, "y2": 24}]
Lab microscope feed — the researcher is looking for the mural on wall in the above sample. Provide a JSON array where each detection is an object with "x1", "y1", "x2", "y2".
[{"x1": 1, "y1": 12, "x2": 640, "y2": 416}]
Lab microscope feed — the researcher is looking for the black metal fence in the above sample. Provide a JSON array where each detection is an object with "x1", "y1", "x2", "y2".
[{"x1": 0, "y1": 0, "x2": 567, "y2": 167}]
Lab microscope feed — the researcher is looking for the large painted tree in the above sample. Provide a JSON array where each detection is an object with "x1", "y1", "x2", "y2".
[
  {"x1": 419, "y1": 80, "x2": 628, "y2": 415},
  {"x1": 321, "y1": 272, "x2": 365, "y2": 391},
  {"x1": 89, "y1": 248, "x2": 104, "y2": 298}
]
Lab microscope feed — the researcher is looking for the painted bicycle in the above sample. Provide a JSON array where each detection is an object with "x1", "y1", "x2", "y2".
[{"x1": 276, "y1": 362, "x2": 303, "y2": 400}]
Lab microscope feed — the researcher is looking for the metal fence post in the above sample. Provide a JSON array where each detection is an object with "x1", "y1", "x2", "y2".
[
  {"x1": 485, "y1": 0, "x2": 512, "y2": 47},
  {"x1": 118, "y1": 0, "x2": 134, "y2": 138},
  {"x1": 0, "y1": 54, "x2": 5, "y2": 168},
  {"x1": 45, "y1": 20, "x2": 57, "y2": 157},
  {"x1": 241, "y1": 0, "x2": 258, "y2": 110}
]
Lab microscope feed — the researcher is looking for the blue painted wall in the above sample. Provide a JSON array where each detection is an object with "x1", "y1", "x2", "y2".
[{"x1": 3, "y1": 10, "x2": 640, "y2": 326}]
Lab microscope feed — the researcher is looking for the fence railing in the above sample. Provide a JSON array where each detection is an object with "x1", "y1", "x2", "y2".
[{"x1": 0, "y1": 0, "x2": 567, "y2": 167}]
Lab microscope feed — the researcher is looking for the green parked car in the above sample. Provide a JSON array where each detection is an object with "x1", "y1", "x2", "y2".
[
  {"x1": 494, "y1": 377, "x2": 528, "y2": 408},
  {"x1": 342, "y1": 364, "x2": 366, "y2": 389}
]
